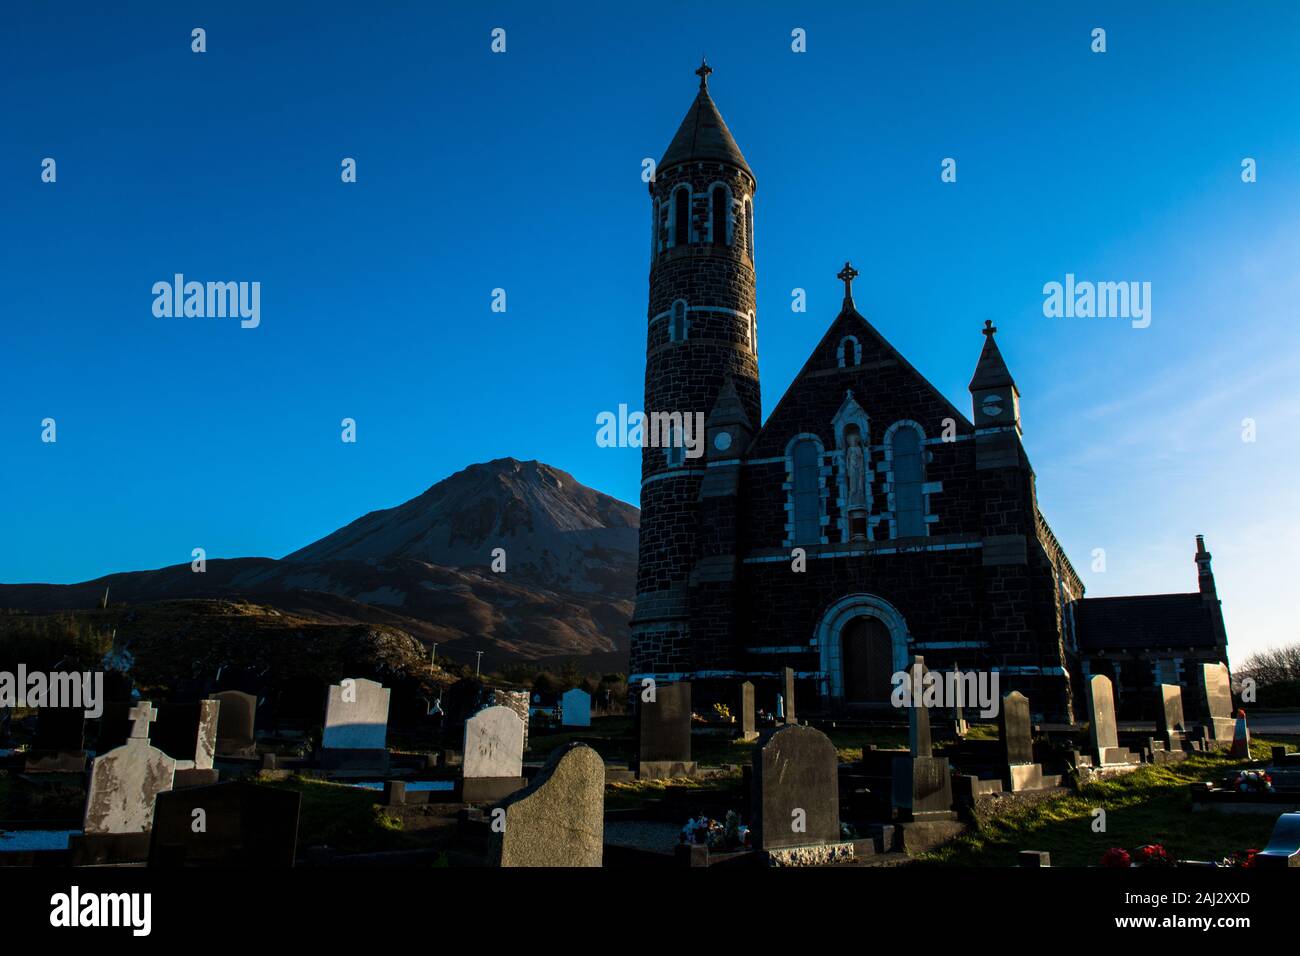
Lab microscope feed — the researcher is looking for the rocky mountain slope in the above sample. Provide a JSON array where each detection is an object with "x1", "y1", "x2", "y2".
[{"x1": 0, "y1": 459, "x2": 639, "y2": 669}]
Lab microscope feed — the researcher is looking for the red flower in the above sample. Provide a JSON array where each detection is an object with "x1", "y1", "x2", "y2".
[{"x1": 1101, "y1": 847, "x2": 1131, "y2": 867}]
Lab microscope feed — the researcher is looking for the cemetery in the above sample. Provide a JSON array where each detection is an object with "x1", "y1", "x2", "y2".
[{"x1": 0, "y1": 656, "x2": 1296, "y2": 869}]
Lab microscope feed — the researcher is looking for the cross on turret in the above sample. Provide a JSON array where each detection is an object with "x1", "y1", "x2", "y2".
[
  {"x1": 983, "y1": 319, "x2": 998, "y2": 337},
  {"x1": 695, "y1": 57, "x2": 712, "y2": 88},
  {"x1": 128, "y1": 701, "x2": 157, "y2": 739}
]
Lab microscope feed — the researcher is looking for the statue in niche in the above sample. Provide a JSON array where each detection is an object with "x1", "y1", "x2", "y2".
[{"x1": 845, "y1": 429, "x2": 867, "y2": 509}]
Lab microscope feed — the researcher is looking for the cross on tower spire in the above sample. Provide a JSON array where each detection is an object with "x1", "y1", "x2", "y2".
[
  {"x1": 837, "y1": 261, "x2": 859, "y2": 306},
  {"x1": 695, "y1": 57, "x2": 712, "y2": 89},
  {"x1": 983, "y1": 319, "x2": 998, "y2": 337}
]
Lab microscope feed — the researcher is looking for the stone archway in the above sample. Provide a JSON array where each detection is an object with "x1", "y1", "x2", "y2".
[{"x1": 815, "y1": 594, "x2": 911, "y2": 706}]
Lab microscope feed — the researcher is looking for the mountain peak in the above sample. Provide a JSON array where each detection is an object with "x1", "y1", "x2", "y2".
[{"x1": 284, "y1": 458, "x2": 638, "y2": 592}]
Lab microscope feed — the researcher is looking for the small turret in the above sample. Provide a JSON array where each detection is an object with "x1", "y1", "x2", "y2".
[{"x1": 969, "y1": 320, "x2": 1020, "y2": 433}]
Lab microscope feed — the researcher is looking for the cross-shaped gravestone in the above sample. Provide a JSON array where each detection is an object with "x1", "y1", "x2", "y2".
[{"x1": 129, "y1": 701, "x2": 158, "y2": 739}]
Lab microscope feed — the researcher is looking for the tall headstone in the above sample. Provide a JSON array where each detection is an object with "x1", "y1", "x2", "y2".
[
  {"x1": 1086, "y1": 674, "x2": 1124, "y2": 766},
  {"x1": 1000, "y1": 691, "x2": 1034, "y2": 765},
  {"x1": 635, "y1": 681, "x2": 694, "y2": 780},
  {"x1": 489, "y1": 742, "x2": 604, "y2": 867},
  {"x1": 906, "y1": 656, "x2": 932, "y2": 757},
  {"x1": 736, "y1": 681, "x2": 757, "y2": 741},
  {"x1": 1156, "y1": 683, "x2": 1186, "y2": 747},
  {"x1": 83, "y1": 701, "x2": 176, "y2": 835},
  {"x1": 1197, "y1": 662, "x2": 1235, "y2": 744},
  {"x1": 782, "y1": 667, "x2": 797, "y2": 725},
  {"x1": 321, "y1": 677, "x2": 390, "y2": 772},
  {"x1": 149, "y1": 781, "x2": 301, "y2": 867},
  {"x1": 999, "y1": 691, "x2": 1044, "y2": 791},
  {"x1": 462, "y1": 705, "x2": 526, "y2": 803},
  {"x1": 750, "y1": 725, "x2": 840, "y2": 850},
  {"x1": 210, "y1": 690, "x2": 258, "y2": 757},
  {"x1": 892, "y1": 657, "x2": 954, "y2": 819},
  {"x1": 561, "y1": 688, "x2": 591, "y2": 727}
]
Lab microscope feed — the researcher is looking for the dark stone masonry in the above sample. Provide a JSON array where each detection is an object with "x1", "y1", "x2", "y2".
[{"x1": 630, "y1": 65, "x2": 1230, "y2": 723}]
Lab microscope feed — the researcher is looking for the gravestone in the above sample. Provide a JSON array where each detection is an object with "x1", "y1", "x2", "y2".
[
  {"x1": 999, "y1": 690, "x2": 1045, "y2": 791},
  {"x1": 321, "y1": 677, "x2": 390, "y2": 772},
  {"x1": 751, "y1": 725, "x2": 840, "y2": 850},
  {"x1": 492, "y1": 688, "x2": 531, "y2": 747},
  {"x1": 1000, "y1": 691, "x2": 1034, "y2": 765},
  {"x1": 25, "y1": 705, "x2": 88, "y2": 772},
  {"x1": 489, "y1": 742, "x2": 604, "y2": 867},
  {"x1": 1196, "y1": 662, "x2": 1234, "y2": 744},
  {"x1": 635, "y1": 681, "x2": 694, "y2": 779},
  {"x1": 782, "y1": 667, "x2": 797, "y2": 725},
  {"x1": 1156, "y1": 684, "x2": 1186, "y2": 747},
  {"x1": 210, "y1": 690, "x2": 258, "y2": 757},
  {"x1": 736, "y1": 681, "x2": 757, "y2": 741},
  {"x1": 1254, "y1": 812, "x2": 1300, "y2": 868},
  {"x1": 83, "y1": 702, "x2": 176, "y2": 835},
  {"x1": 461, "y1": 705, "x2": 526, "y2": 803},
  {"x1": 1086, "y1": 674, "x2": 1127, "y2": 765},
  {"x1": 561, "y1": 688, "x2": 591, "y2": 727},
  {"x1": 892, "y1": 657, "x2": 954, "y2": 819},
  {"x1": 149, "y1": 781, "x2": 301, "y2": 867}
]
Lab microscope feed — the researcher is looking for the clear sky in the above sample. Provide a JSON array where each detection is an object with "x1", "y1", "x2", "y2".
[{"x1": 2, "y1": 2, "x2": 1297, "y2": 664}]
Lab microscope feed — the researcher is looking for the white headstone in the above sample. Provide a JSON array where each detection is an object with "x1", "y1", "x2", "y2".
[
  {"x1": 561, "y1": 688, "x2": 592, "y2": 727},
  {"x1": 322, "y1": 678, "x2": 391, "y2": 751},
  {"x1": 83, "y1": 701, "x2": 176, "y2": 834},
  {"x1": 463, "y1": 705, "x2": 524, "y2": 779}
]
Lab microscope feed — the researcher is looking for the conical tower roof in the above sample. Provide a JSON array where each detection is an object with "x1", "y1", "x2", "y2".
[
  {"x1": 659, "y1": 61, "x2": 753, "y2": 178},
  {"x1": 969, "y1": 321, "x2": 1016, "y2": 391}
]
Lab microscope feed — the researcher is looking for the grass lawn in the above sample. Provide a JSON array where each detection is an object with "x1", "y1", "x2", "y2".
[{"x1": 921, "y1": 737, "x2": 1296, "y2": 866}]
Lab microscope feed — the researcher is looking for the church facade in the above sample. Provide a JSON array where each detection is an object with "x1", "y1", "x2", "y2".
[{"x1": 629, "y1": 66, "x2": 1230, "y2": 722}]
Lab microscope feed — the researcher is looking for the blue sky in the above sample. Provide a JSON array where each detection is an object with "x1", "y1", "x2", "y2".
[{"x1": 2, "y1": 2, "x2": 1297, "y2": 663}]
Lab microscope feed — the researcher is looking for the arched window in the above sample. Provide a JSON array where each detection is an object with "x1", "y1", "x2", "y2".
[
  {"x1": 711, "y1": 185, "x2": 729, "y2": 245},
  {"x1": 669, "y1": 300, "x2": 688, "y2": 342},
  {"x1": 791, "y1": 439, "x2": 822, "y2": 543},
  {"x1": 890, "y1": 426, "x2": 926, "y2": 537},
  {"x1": 745, "y1": 198, "x2": 754, "y2": 260},
  {"x1": 838, "y1": 336, "x2": 861, "y2": 368},
  {"x1": 673, "y1": 187, "x2": 690, "y2": 246}
]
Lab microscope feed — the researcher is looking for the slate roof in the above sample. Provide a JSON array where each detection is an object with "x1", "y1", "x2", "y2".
[
  {"x1": 1077, "y1": 593, "x2": 1222, "y2": 651},
  {"x1": 660, "y1": 83, "x2": 753, "y2": 178},
  {"x1": 969, "y1": 328, "x2": 1015, "y2": 391}
]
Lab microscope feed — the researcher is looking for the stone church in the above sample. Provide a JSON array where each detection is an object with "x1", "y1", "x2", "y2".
[{"x1": 629, "y1": 65, "x2": 1230, "y2": 722}]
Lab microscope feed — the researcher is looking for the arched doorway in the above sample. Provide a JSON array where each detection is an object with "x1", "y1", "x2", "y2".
[
  {"x1": 815, "y1": 593, "x2": 911, "y2": 707},
  {"x1": 841, "y1": 616, "x2": 894, "y2": 704}
]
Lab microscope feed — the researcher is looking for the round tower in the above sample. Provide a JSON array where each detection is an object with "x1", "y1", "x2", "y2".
[{"x1": 630, "y1": 61, "x2": 761, "y2": 678}]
